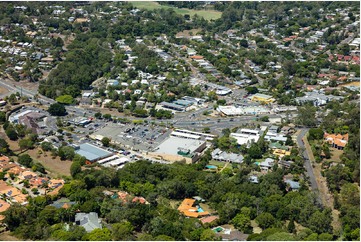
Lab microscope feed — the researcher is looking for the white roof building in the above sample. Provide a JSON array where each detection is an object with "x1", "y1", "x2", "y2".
[{"x1": 230, "y1": 129, "x2": 261, "y2": 147}]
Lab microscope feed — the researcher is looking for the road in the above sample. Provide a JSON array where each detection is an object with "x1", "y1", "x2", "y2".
[{"x1": 296, "y1": 128, "x2": 322, "y2": 206}]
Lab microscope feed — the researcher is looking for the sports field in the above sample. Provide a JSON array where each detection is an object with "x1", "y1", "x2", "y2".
[{"x1": 131, "y1": 1, "x2": 222, "y2": 21}]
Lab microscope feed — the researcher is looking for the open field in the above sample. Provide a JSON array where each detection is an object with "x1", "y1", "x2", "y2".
[
  {"x1": 27, "y1": 148, "x2": 72, "y2": 177},
  {"x1": 131, "y1": 1, "x2": 222, "y2": 20}
]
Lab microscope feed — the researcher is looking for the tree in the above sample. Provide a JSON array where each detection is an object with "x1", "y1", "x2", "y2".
[
  {"x1": 55, "y1": 95, "x2": 74, "y2": 104},
  {"x1": 308, "y1": 128, "x2": 324, "y2": 140},
  {"x1": 318, "y1": 233, "x2": 333, "y2": 241},
  {"x1": 203, "y1": 127, "x2": 210, "y2": 133},
  {"x1": 0, "y1": 138, "x2": 10, "y2": 154},
  {"x1": 58, "y1": 146, "x2": 75, "y2": 160},
  {"x1": 82, "y1": 228, "x2": 112, "y2": 241},
  {"x1": 101, "y1": 137, "x2": 111, "y2": 147},
  {"x1": 73, "y1": 154, "x2": 87, "y2": 166},
  {"x1": 200, "y1": 229, "x2": 218, "y2": 241},
  {"x1": 48, "y1": 103, "x2": 67, "y2": 116},
  {"x1": 248, "y1": 143, "x2": 262, "y2": 159},
  {"x1": 19, "y1": 138, "x2": 34, "y2": 151},
  {"x1": 267, "y1": 232, "x2": 296, "y2": 241},
  {"x1": 287, "y1": 218, "x2": 296, "y2": 233},
  {"x1": 154, "y1": 235, "x2": 175, "y2": 241},
  {"x1": 2, "y1": 203, "x2": 28, "y2": 230},
  {"x1": 256, "y1": 212, "x2": 276, "y2": 230},
  {"x1": 295, "y1": 105, "x2": 317, "y2": 127},
  {"x1": 245, "y1": 86, "x2": 258, "y2": 94},
  {"x1": 41, "y1": 142, "x2": 53, "y2": 151},
  {"x1": 103, "y1": 114, "x2": 112, "y2": 120},
  {"x1": 18, "y1": 154, "x2": 33, "y2": 167},
  {"x1": 112, "y1": 221, "x2": 134, "y2": 241},
  {"x1": 260, "y1": 116, "x2": 269, "y2": 122},
  {"x1": 5, "y1": 126, "x2": 18, "y2": 141},
  {"x1": 70, "y1": 161, "x2": 82, "y2": 178},
  {"x1": 307, "y1": 209, "x2": 332, "y2": 234},
  {"x1": 94, "y1": 112, "x2": 102, "y2": 119},
  {"x1": 240, "y1": 39, "x2": 248, "y2": 48},
  {"x1": 232, "y1": 213, "x2": 251, "y2": 233},
  {"x1": 0, "y1": 111, "x2": 6, "y2": 123}
]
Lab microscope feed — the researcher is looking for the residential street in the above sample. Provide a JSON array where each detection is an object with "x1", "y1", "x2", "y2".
[{"x1": 296, "y1": 128, "x2": 322, "y2": 206}]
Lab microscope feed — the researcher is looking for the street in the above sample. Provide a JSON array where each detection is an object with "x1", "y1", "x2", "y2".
[{"x1": 296, "y1": 128, "x2": 322, "y2": 206}]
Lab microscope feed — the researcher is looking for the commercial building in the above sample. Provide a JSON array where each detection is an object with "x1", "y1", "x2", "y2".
[
  {"x1": 217, "y1": 105, "x2": 270, "y2": 116},
  {"x1": 230, "y1": 129, "x2": 261, "y2": 147},
  {"x1": 250, "y1": 93, "x2": 275, "y2": 104},
  {"x1": 74, "y1": 143, "x2": 113, "y2": 164},
  {"x1": 173, "y1": 129, "x2": 216, "y2": 141},
  {"x1": 295, "y1": 90, "x2": 344, "y2": 106},
  {"x1": 159, "y1": 101, "x2": 185, "y2": 112},
  {"x1": 69, "y1": 117, "x2": 92, "y2": 126},
  {"x1": 149, "y1": 136, "x2": 207, "y2": 163}
]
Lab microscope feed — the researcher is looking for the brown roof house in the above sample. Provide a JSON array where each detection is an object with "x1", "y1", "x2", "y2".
[
  {"x1": 178, "y1": 198, "x2": 209, "y2": 218},
  {"x1": 324, "y1": 133, "x2": 349, "y2": 150}
]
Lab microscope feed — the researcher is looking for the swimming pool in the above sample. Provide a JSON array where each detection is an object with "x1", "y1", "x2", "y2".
[
  {"x1": 197, "y1": 207, "x2": 204, "y2": 212},
  {"x1": 206, "y1": 165, "x2": 217, "y2": 169}
]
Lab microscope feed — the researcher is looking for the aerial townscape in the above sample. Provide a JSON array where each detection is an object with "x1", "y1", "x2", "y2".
[{"x1": 0, "y1": 1, "x2": 359, "y2": 241}]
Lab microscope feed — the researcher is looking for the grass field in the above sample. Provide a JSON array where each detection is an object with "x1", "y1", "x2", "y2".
[
  {"x1": 131, "y1": 1, "x2": 222, "y2": 21},
  {"x1": 208, "y1": 160, "x2": 226, "y2": 167}
]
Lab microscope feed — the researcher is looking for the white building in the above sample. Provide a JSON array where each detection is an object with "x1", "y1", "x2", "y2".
[{"x1": 230, "y1": 129, "x2": 261, "y2": 147}]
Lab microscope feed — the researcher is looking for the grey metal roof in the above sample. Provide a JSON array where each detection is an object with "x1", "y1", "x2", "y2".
[
  {"x1": 75, "y1": 212, "x2": 102, "y2": 232},
  {"x1": 155, "y1": 136, "x2": 205, "y2": 156},
  {"x1": 75, "y1": 143, "x2": 112, "y2": 162}
]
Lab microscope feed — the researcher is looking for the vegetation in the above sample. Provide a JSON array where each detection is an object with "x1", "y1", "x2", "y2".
[{"x1": 48, "y1": 103, "x2": 67, "y2": 116}]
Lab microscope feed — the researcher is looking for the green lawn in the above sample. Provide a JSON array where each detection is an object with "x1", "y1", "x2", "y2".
[
  {"x1": 209, "y1": 160, "x2": 226, "y2": 167},
  {"x1": 131, "y1": 1, "x2": 222, "y2": 21}
]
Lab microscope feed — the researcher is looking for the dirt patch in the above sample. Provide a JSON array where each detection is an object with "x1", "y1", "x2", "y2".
[
  {"x1": 327, "y1": 148, "x2": 343, "y2": 163},
  {"x1": 339, "y1": 81, "x2": 360, "y2": 87},
  {"x1": 176, "y1": 28, "x2": 203, "y2": 38},
  {"x1": 27, "y1": 148, "x2": 72, "y2": 177},
  {"x1": 0, "y1": 86, "x2": 9, "y2": 96},
  {"x1": 0, "y1": 231, "x2": 21, "y2": 241},
  {"x1": 251, "y1": 220, "x2": 262, "y2": 234}
]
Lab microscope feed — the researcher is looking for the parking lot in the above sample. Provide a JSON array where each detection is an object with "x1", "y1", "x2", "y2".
[{"x1": 92, "y1": 123, "x2": 172, "y2": 151}]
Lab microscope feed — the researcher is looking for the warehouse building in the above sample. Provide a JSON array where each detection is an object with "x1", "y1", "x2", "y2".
[
  {"x1": 74, "y1": 143, "x2": 113, "y2": 164},
  {"x1": 149, "y1": 136, "x2": 207, "y2": 163}
]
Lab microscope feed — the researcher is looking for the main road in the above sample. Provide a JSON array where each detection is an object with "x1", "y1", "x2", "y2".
[{"x1": 297, "y1": 128, "x2": 322, "y2": 206}]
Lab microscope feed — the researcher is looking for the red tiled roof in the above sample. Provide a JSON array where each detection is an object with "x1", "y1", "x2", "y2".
[{"x1": 199, "y1": 215, "x2": 219, "y2": 224}]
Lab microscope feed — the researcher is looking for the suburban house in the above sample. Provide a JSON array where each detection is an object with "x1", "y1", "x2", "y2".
[
  {"x1": 272, "y1": 149, "x2": 291, "y2": 158},
  {"x1": 0, "y1": 199, "x2": 11, "y2": 221},
  {"x1": 178, "y1": 198, "x2": 209, "y2": 218},
  {"x1": 211, "y1": 148, "x2": 244, "y2": 163},
  {"x1": 50, "y1": 198, "x2": 76, "y2": 209},
  {"x1": 324, "y1": 133, "x2": 349, "y2": 150},
  {"x1": 284, "y1": 179, "x2": 300, "y2": 191},
  {"x1": 259, "y1": 158, "x2": 275, "y2": 172},
  {"x1": 75, "y1": 212, "x2": 102, "y2": 232}
]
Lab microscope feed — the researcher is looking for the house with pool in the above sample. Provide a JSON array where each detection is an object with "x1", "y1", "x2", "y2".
[{"x1": 177, "y1": 198, "x2": 210, "y2": 218}]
